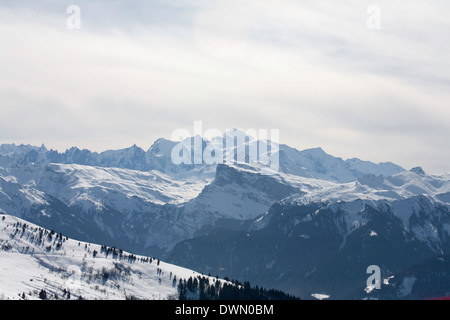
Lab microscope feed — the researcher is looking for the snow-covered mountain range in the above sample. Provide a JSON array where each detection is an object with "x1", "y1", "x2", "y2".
[
  {"x1": 0, "y1": 130, "x2": 404, "y2": 182},
  {"x1": 0, "y1": 134, "x2": 449, "y2": 299}
]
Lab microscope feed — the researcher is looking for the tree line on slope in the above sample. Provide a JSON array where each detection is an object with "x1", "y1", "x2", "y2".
[{"x1": 177, "y1": 275, "x2": 300, "y2": 300}]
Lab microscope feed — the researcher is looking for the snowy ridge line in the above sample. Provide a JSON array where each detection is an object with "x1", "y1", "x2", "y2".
[
  {"x1": 279, "y1": 167, "x2": 450, "y2": 205},
  {"x1": 0, "y1": 137, "x2": 406, "y2": 184},
  {"x1": 0, "y1": 163, "x2": 211, "y2": 207}
]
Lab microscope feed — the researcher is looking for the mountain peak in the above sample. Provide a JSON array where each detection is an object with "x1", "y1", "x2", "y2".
[
  {"x1": 66, "y1": 146, "x2": 81, "y2": 152},
  {"x1": 149, "y1": 137, "x2": 173, "y2": 148},
  {"x1": 410, "y1": 166, "x2": 426, "y2": 175},
  {"x1": 126, "y1": 144, "x2": 143, "y2": 152},
  {"x1": 148, "y1": 138, "x2": 177, "y2": 158}
]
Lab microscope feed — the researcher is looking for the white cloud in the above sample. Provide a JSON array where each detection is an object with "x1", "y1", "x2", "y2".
[{"x1": 0, "y1": 1, "x2": 449, "y2": 173}]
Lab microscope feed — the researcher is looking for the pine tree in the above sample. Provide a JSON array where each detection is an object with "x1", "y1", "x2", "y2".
[
  {"x1": 187, "y1": 277, "x2": 194, "y2": 292},
  {"x1": 193, "y1": 277, "x2": 199, "y2": 291},
  {"x1": 178, "y1": 279, "x2": 187, "y2": 300},
  {"x1": 172, "y1": 276, "x2": 177, "y2": 287},
  {"x1": 39, "y1": 289, "x2": 47, "y2": 300}
]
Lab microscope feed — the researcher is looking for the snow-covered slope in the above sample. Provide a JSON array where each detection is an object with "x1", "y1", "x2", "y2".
[
  {"x1": 278, "y1": 167, "x2": 450, "y2": 205},
  {"x1": 277, "y1": 144, "x2": 404, "y2": 182},
  {"x1": 1, "y1": 163, "x2": 210, "y2": 207},
  {"x1": 182, "y1": 164, "x2": 301, "y2": 221},
  {"x1": 0, "y1": 214, "x2": 227, "y2": 300}
]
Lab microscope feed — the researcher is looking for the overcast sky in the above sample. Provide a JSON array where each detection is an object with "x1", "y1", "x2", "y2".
[{"x1": 0, "y1": 0, "x2": 449, "y2": 173}]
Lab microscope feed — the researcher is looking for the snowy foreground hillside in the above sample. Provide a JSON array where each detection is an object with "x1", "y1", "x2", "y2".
[
  {"x1": 0, "y1": 214, "x2": 298, "y2": 300},
  {"x1": 0, "y1": 214, "x2": 226, "y2": 300}
]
